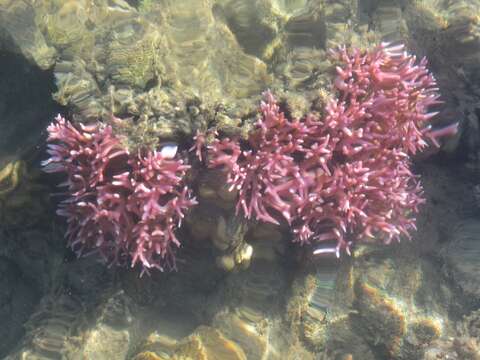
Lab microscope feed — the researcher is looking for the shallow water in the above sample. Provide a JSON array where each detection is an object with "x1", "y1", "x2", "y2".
[{"x1": 0, "y1": 1, "x2": 480, "y2": 359}]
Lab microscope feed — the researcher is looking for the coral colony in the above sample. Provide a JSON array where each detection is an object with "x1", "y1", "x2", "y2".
[
  {"x1": 44, "y1": 43, "x2": 457, "y2": 271},
  {"x1": 43, "y1": 116, "x2": 196, "y2": 272},
  {"x1": 206, "y1": 43, "x2": 457, "y2": 257}
]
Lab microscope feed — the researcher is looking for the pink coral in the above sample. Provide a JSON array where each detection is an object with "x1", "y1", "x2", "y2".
[
  {"x1": 43, "y1": 115, "x2": 196, "y2": 272},
  {"x1": 207, "y1": 43, "x2": 457, "y2": 256}
]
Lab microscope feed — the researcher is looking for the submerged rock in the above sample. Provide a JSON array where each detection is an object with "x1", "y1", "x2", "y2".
[
  {"x1": 442, "y1": 219, "x2": 480, "y2": 300},
  {"x1": 5, "y1": 291, "x2": 84, "y2": 360}
]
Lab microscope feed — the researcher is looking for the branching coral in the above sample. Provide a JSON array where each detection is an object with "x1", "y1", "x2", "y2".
[
  {"x1": 43, "y1": 115, "x2": 196, "y2": 272},
  {"x1": 206, "y1": 43, "x2": 457, "y2": 256}
]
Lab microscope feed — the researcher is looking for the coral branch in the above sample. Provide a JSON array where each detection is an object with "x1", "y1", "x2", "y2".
[
  {"x1": 207, "y1": 43, "x2": 453, "y2": 255},
  {"x1": 44, "y1": 116, "x2": 196, "y2": 272}
]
